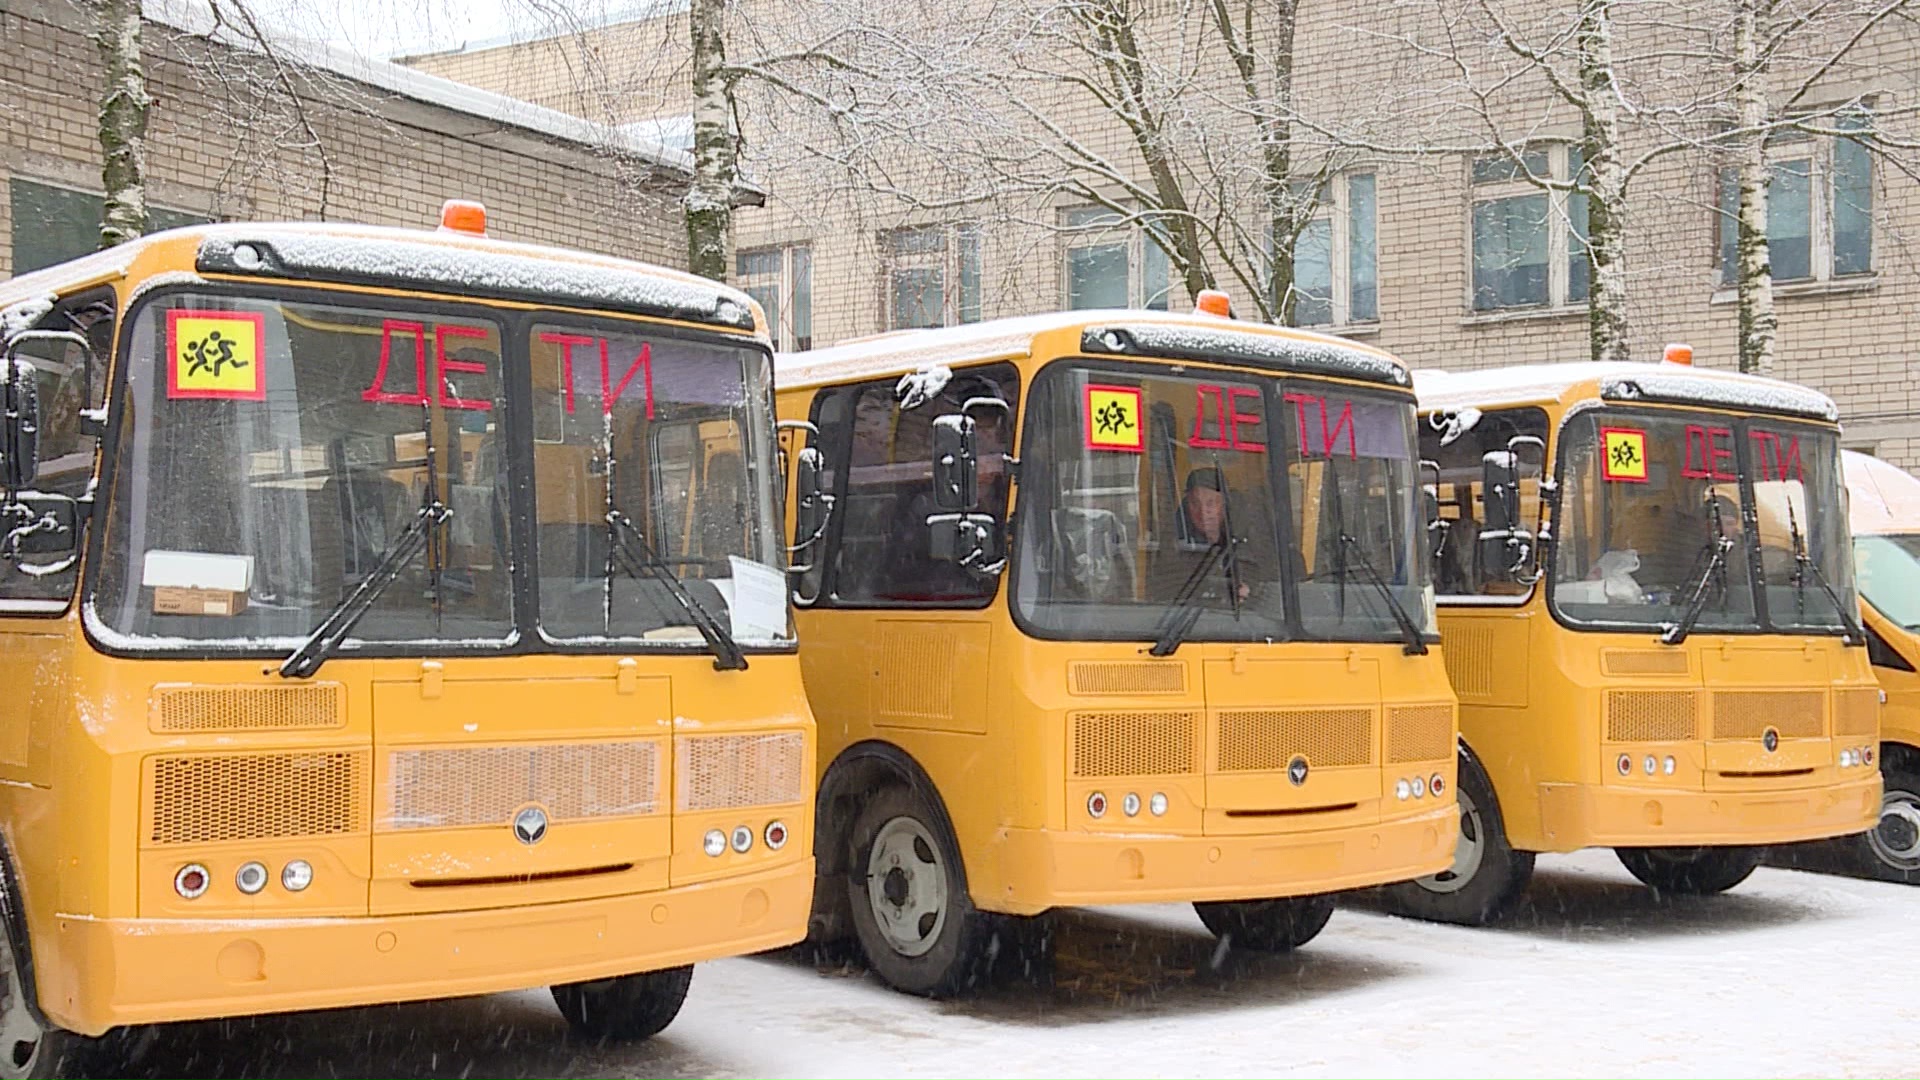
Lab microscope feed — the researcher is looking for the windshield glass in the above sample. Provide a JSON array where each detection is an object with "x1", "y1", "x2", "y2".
[
  {"x1": 1012, "y1": 361, "x2": 1426, "y2": 644},
  {"x1": 91, "y1": 290, "x2": 785, "y2": 651},
  {"x1": 1854, "y1": 534, "x2": 1920, "y2": 629},
  {"x1": 1552, "y1": 408, "x2": 1853, "y2": 634},
  {"x1": 529, "y1": 321, "x2": 785, "y2": 644}
]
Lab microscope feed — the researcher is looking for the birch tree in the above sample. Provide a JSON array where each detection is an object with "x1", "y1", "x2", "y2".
[
  {"x1": 97, "y1": 0, "x2": 151, "y2": 247},
  {"x1": 686, "y1": 0, "x2": 738, "y2": 280}
]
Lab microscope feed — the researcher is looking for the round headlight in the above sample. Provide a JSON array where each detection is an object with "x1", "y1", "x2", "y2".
[
  {"x1": 281, "y1": 860, "x2": 313, "y2": 892},
  {"x1": 731, "y1": 825, "x2": 754, "y2": 853},
  {"x1": 703, "y1": 829, "x2": 727, "y2": 857},
  {"x1": 1087, "y1": 792, "x2": 1108, "y2": 818},
  {"x1": 1149, "y1": 792, "x2": 1168, "y2": 816},
  {"x1": 174, "y1": 863, "x2": 209, "y2": 900},
  {"x1": 235, "y1": 861, "x2": 268, "y2": 895},
  {"x1": 1122, "y1": 792, "x2": 1141, "y2": 817},
  {"x1": 1865, "y1": 746, "x2": 1876, "y2": 766},
  {"x1": 1663, "y1": 756, "x2": 1677, "y2": 776},
  {"x1": 1644, "y1": 755, "x2": 1657, "y2": 775},
  {"x1": 1395, "y1": 778, "x2": 1412, "y2": 801},
  {"x1": 1410, "y1": 776, "x2": 1427, "y2": 798},
  {"x1": 1841, "y1": 749, "x2": 1856, "y2": 768}
]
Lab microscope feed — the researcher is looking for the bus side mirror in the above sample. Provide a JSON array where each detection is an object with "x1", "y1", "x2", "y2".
[
  {"x1": 931, "y1": 414, "x2": 978, "y2": 512},
  {"x1": 1479, "y1": 449, "x2": 1528, "y2": 583},
  {"x1": 2, "y1": 492, "x2": 78, "y2": 559},
  {"x1": 1, "y1": 359, "x2": 40, "y2": 492},
  {"x1": 791, "y1": 446, "x2": 833, "y2": 556},
  {"x1": 928, "y1": 511, "x2": 1004, "y2": 576}
]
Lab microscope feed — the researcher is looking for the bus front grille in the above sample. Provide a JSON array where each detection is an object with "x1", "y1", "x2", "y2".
[
  {"x1": 1070, "y1": 711, "x2": 1198, "y2": 777},
  {"x1": 150, "y1": 682, "x2": 345, "y2": 733},
  {"x1": 1832, "y1": 688, "x2": 1881, "y2": 738},
  {"x1": 149, "y1": 751, "x2": 368, "y2": 845},
  {"x1": 1606, "y1": 690, "x2": 1698, "y2": 742},
  {"x1": 1711, "y1": 691, "x2": 1824, "y2": 740},
  {"x1": 386, "y1": 741, "x2": 664, "y2": 829},
  {"x1": 1215, "y1": 708, "x2": 1372, "y2": 771},
  {"x1": 1386, "y1": 704, "x2": 1455, "y2": 763},
  {"x1": 1601, "y1": 649, "x2": 1690, "y2": 677},
  {"x1": 1068, "y1": 662, "x2": 1186, "y2": 695},
  {"x1": 677, "y1": 732, "x2": 806, "y2": 811}
]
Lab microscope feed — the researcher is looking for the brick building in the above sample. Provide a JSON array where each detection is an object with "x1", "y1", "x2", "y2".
[
  {"x1": 409, "y1": 3, "x2": 1920, "y2": 464},
  {"x1": 0, "y1": 0, "x2": 701, "y2": 282}
]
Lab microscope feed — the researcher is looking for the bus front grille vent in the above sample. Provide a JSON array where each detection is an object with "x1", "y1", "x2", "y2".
[
  {"x1": 1070, "y1": 712, "x2": 1198, "y2": 777},
  {"x1": 149, "y1": 751, "x2": 368, "y2": 845},
  {"x1": 1600, "y1": 650, "x2": 1690, "y2": 677},
  {"x1": 678, "y1": 732, "x2": 806, "y2": 811},
  {"x1": 150, "y1": 682, "x2": 345, "y2": 733},
  {"x1": 1068, "y1": 662, "x2": 1186, "y2": 695},
  {"x1": 1832, "y1": 688, "x2": 1881, "y2": 738},
  {"x1": 1606, "y1": 691, "x2": 1697, "y2": 742},
  {"x1": 1215, "y1": 708, "x2": 1372, "y2": 771},
  {"x1": 1386, "y1": 704, "x2": 1455, "y2": 763},
  {"x1": 1711, "y1": 691, "x2": 1824, "y2": 740},
  {"x1": 386, "y1": 741, "x2": 664, "y2": 829}
]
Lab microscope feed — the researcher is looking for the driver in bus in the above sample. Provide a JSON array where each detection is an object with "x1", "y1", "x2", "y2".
[{"x1": 1148, "y1": 467, "x2": 1253, "y2": 602}]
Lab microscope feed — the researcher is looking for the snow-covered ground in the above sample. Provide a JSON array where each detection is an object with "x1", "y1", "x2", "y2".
[{"x1": 125, "y1": 852, "x2": 1918, "y2": 1077}]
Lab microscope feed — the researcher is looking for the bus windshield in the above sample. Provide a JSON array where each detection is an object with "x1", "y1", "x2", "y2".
[
  {"x1": 1552, "y1": 408, "x2": 1855, "y2": 635},
  {"x1": 1012, "y1": 361, "x2": 1429, "y2": 645},
  {"x1": 90, "y1": 289, "x2": 785, "y2": 652},
  {"x1": 1855, "y1": 534, "x2": 1920, "y2": 630}
]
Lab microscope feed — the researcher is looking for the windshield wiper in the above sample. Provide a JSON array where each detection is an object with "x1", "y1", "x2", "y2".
[
  {"x1": 1337, "y1": 533, "x2": 1428, "y2": 655},
  {"x1": 1787, "y1": 499, "x2": 1862, "y2": 644},
  {"x1": 607, "y1": 510, "x2": 747, "y2": 671},
  {"x1": 280, "y1": 501, "x2": 451, "y2": 679},
  {"x1": 1661, "y1": 496, "x2": 1733, "y2": 646},
  {"x1": 1147, "y1": 538, "x2": 1228, "y2": 657}
]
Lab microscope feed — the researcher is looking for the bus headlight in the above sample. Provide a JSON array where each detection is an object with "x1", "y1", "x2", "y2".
[
  {"x1": 1430, "y1": 773, "x2": 1446, "y2": 797},
  {"x1": 1617, "y1": 754, "x2": 1633, "y2": 776},
  {"x1": 173, "y1": 864, "x2": 209, "y2": 900},
  {"x1": 730, "y1": 825, "x2": 754, "y2": 853},
  {"x1": 1663, "y1": 756, "x2": 1676, "y2": 776},
  {"x1": 281, "y1": 860, "x2": 313, "y2": 892},
  {"x1": 235, "y1": 861, "x2": 268, "y2": 895},
  {"x1": 703, "y1": 829, "x2": 727, "y2": 857},
  {"x1": 1149, "y1": 792, "x2": 1168, "y2": 816},
  {"x1": 1122, "y1": 793, "x2": 1141, "y2": 817},
  {"x1": 764, "y1": 820, "x2": 789, "y2": 850},
  {"x1": 1395, "y1": 778, "x2": 1412, "y2": 801}
]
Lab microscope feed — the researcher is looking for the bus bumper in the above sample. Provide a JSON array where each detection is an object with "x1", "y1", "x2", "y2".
[
  {"x1": 988, "y1": 805, "x2": 1457, "y2": 914},
  {"x1": 1535, "y1": 776, "x2": 1881, "y2": 852},
  {"x1": 39, "y1": 858, "x2": 813, "y2": 1037}
]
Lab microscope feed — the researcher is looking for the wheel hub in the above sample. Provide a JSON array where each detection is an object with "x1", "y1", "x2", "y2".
[
  {"x1": 1869, "y1": 792, "x2": 1920, "y2": 870},
  {"x1": 1417, "y1": 789, "x2": 1486, "y2": 895},
  {"x1": 0, "y1": 930, "x2": 45, "y2": 1080},
  {"x1": 882, "y1": 866, "x2": 910, "y2": 906},
  {"x1": 864, "y1": 815, "x2": 949, "y2": 958}
]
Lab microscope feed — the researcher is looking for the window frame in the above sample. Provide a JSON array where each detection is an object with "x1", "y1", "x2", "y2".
[
  {"x1": 1712, "y1": 114, "x2": 1876, "y2": 290},
  {"x1": 1419, "y1": 405, "x2": 1552, "y2": 607},
  {"x1": 735, "y1": 243, "x2": 813, "y2": 351},
  {"x1": 1060, "y1": 206, "x2": 1173, "y2": 313},
  {"x1": 883, "y1": 223, "x2": 982, "y2": 330},
  {"x1": 1282, "y1": 171, "x2": 1379, "y2": 330},
  {"x1": 1465, "y1": 145, "x2": 1587, "y2": 314}
]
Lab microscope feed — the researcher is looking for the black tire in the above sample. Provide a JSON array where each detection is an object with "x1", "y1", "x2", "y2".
[
  {"x1": 1192, "y1": 894, "x2": 1334, "y2": 952},
  {"x1": 1616, "y1": 845, "x2": 1763, "y2": 895},
  {"x1": 845, "y1": 785, "x2": 1003, "y2": 997},
  {"x1": 551, "y1": 965, "x2": 692, "y2": 1043},
  {"x1": 1377, "y1": 748, "x2": 1534, "y2": 926},
  {"x1": 1847, "y1": 752, "x2": 1920, "y2": 884}
]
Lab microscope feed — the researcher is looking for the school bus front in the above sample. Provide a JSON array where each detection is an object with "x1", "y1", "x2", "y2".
[
  {"x1": 0, "y1": 221, "x2": 812, "y2": 1062},
  {"x1": 781, "y1": 313, "x2": 1456, "y2": 997},
  {"x1": 1398, "y1": 365, "x2": 1879, "y2": 925}
]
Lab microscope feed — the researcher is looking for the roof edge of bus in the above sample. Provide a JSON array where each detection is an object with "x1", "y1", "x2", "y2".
[
  {"x1": 1413, "y1": 360, "x2": 1839, "y2": 424},
  {"x1": 0, "y1": 221, "x2": 768, "y2": 338},
  {"x1": 774, "y1": 309, "x2": 1406, "y2": 389}
]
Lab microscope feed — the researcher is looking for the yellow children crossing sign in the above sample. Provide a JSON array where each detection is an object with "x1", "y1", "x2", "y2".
[
  {"x1": 1601, "y1": 427, "x2": 1648, "y2": 482},
  {"x1": 1085, "y1": 384, "x2": 1144, "y2": 452},
  {"x1": 167, "y1": 309, "x2": 266, "y2": 400}
]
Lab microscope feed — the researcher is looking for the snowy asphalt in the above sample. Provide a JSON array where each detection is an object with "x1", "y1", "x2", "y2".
[{"x1": 122, "y1": 850, "x2": 1918, "y2": 1077}]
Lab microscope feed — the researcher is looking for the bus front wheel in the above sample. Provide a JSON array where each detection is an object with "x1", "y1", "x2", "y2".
[
  {"x1": 845, "y1": 785, "x2": 1001, "y2": 997},
  {"x1": 0, "y1": 922, "x2": 149, "y2": 1079},
  {"x1": 1377, "y1": 749, "x2": 1533, "y2": 926},
  {"x1": 551, "y1": 965, "x2": 692, "y2": 1042},
  {"x1": 1192, "y1": 894, "x2": 1334, "y2": 951},
  {"x1": 1855, "y1": 755, "x2": 1920, "y2": 883},
  {"x1": 1616, "y1": 846, "x2": 1763, "y2": 895}
]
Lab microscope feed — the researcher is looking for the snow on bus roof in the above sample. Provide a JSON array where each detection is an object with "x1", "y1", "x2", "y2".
[
  {"x1": 1414, "y1": 361, "x2": 1838, "y2": 422},
  {"x1": 776, "y1": 309, "x2": 1406, "y2": 389},
  {"x1": 1844, "y1": 449, "x2": 1920, "y2": 535},
  {"x1": 0, "y1": 222, "x2": 763, "y2": 334}
]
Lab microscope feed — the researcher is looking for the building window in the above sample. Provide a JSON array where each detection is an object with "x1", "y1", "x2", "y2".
[
  {"x1": 1284, "y1": 172, "x2": 1378, "y2": 327},
  {"x1": 1715, "y1": 110, "x2": 1873, "y2": 286},
  {"x1": 1063, "y1": 207, "x2": 1172, "y2": 312},
  {"x1": 9, "y1": 178, "x2": 209, "y2": 276},
  {"x1": 1468, "y1": 147, "x2": 1588, "y2": 312},
  {"x1": 736, "y1": 244, "x2": 812, "y2": 350},
  {"x1": 885, "y1": 224, "x2": 981, "y2": 330}
]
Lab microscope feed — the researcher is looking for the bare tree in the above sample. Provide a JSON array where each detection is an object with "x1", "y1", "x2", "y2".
[
  {"x1": 687, "y1": 0, "x2": 738, "y2": 280},
  {"x1": 96, "y1": 0, "x2": 150, "y2": 247}
]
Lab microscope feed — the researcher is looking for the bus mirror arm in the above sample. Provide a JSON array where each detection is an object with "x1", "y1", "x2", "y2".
[
  {"x1": 786, "y1": 446, "x2": 836, "y2": 570},
  {"x1": 928, "y1": 512, "x2": 1004, "y2": 577}
]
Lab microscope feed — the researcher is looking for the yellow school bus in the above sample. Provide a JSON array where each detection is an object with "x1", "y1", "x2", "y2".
[
  {"x1": 1400, "y1": 356, "x2": 1879, "y2": 924},
  {"x1": 775, "y1": 297, "x2": 1457, "y2": 996},
  {"x1": 0, "y1": 202, "x2": 812, "y2": 1073},
  {"x1": 1838, "y1": 449, "x2": 1920, "y2": 881}
]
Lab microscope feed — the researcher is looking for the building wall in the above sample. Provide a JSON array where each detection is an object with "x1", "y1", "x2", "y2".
[
  {"x1": 410, "y1": 2, "x2": 1920, "y2": 466},
  {"x1": 0, "y1": 0, "x2": 689, "y2": 280}
]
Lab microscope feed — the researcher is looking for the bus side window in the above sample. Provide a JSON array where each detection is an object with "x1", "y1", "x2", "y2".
[
  {"x1": 0, "y1": 290, "x2": 113, "y2": 609},
  {"x1": 1418, "y1": 406, "x2": 1548, "y2": 598}
]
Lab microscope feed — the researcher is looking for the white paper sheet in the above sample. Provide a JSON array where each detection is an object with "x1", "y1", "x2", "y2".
[{"x1": 726, "y1": 556, "x2": 788, "y2": 639}]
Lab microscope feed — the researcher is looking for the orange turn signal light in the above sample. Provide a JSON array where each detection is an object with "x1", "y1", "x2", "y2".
[{"x1": 439, "y1": 199, "x2": 488, "y2": 236}]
